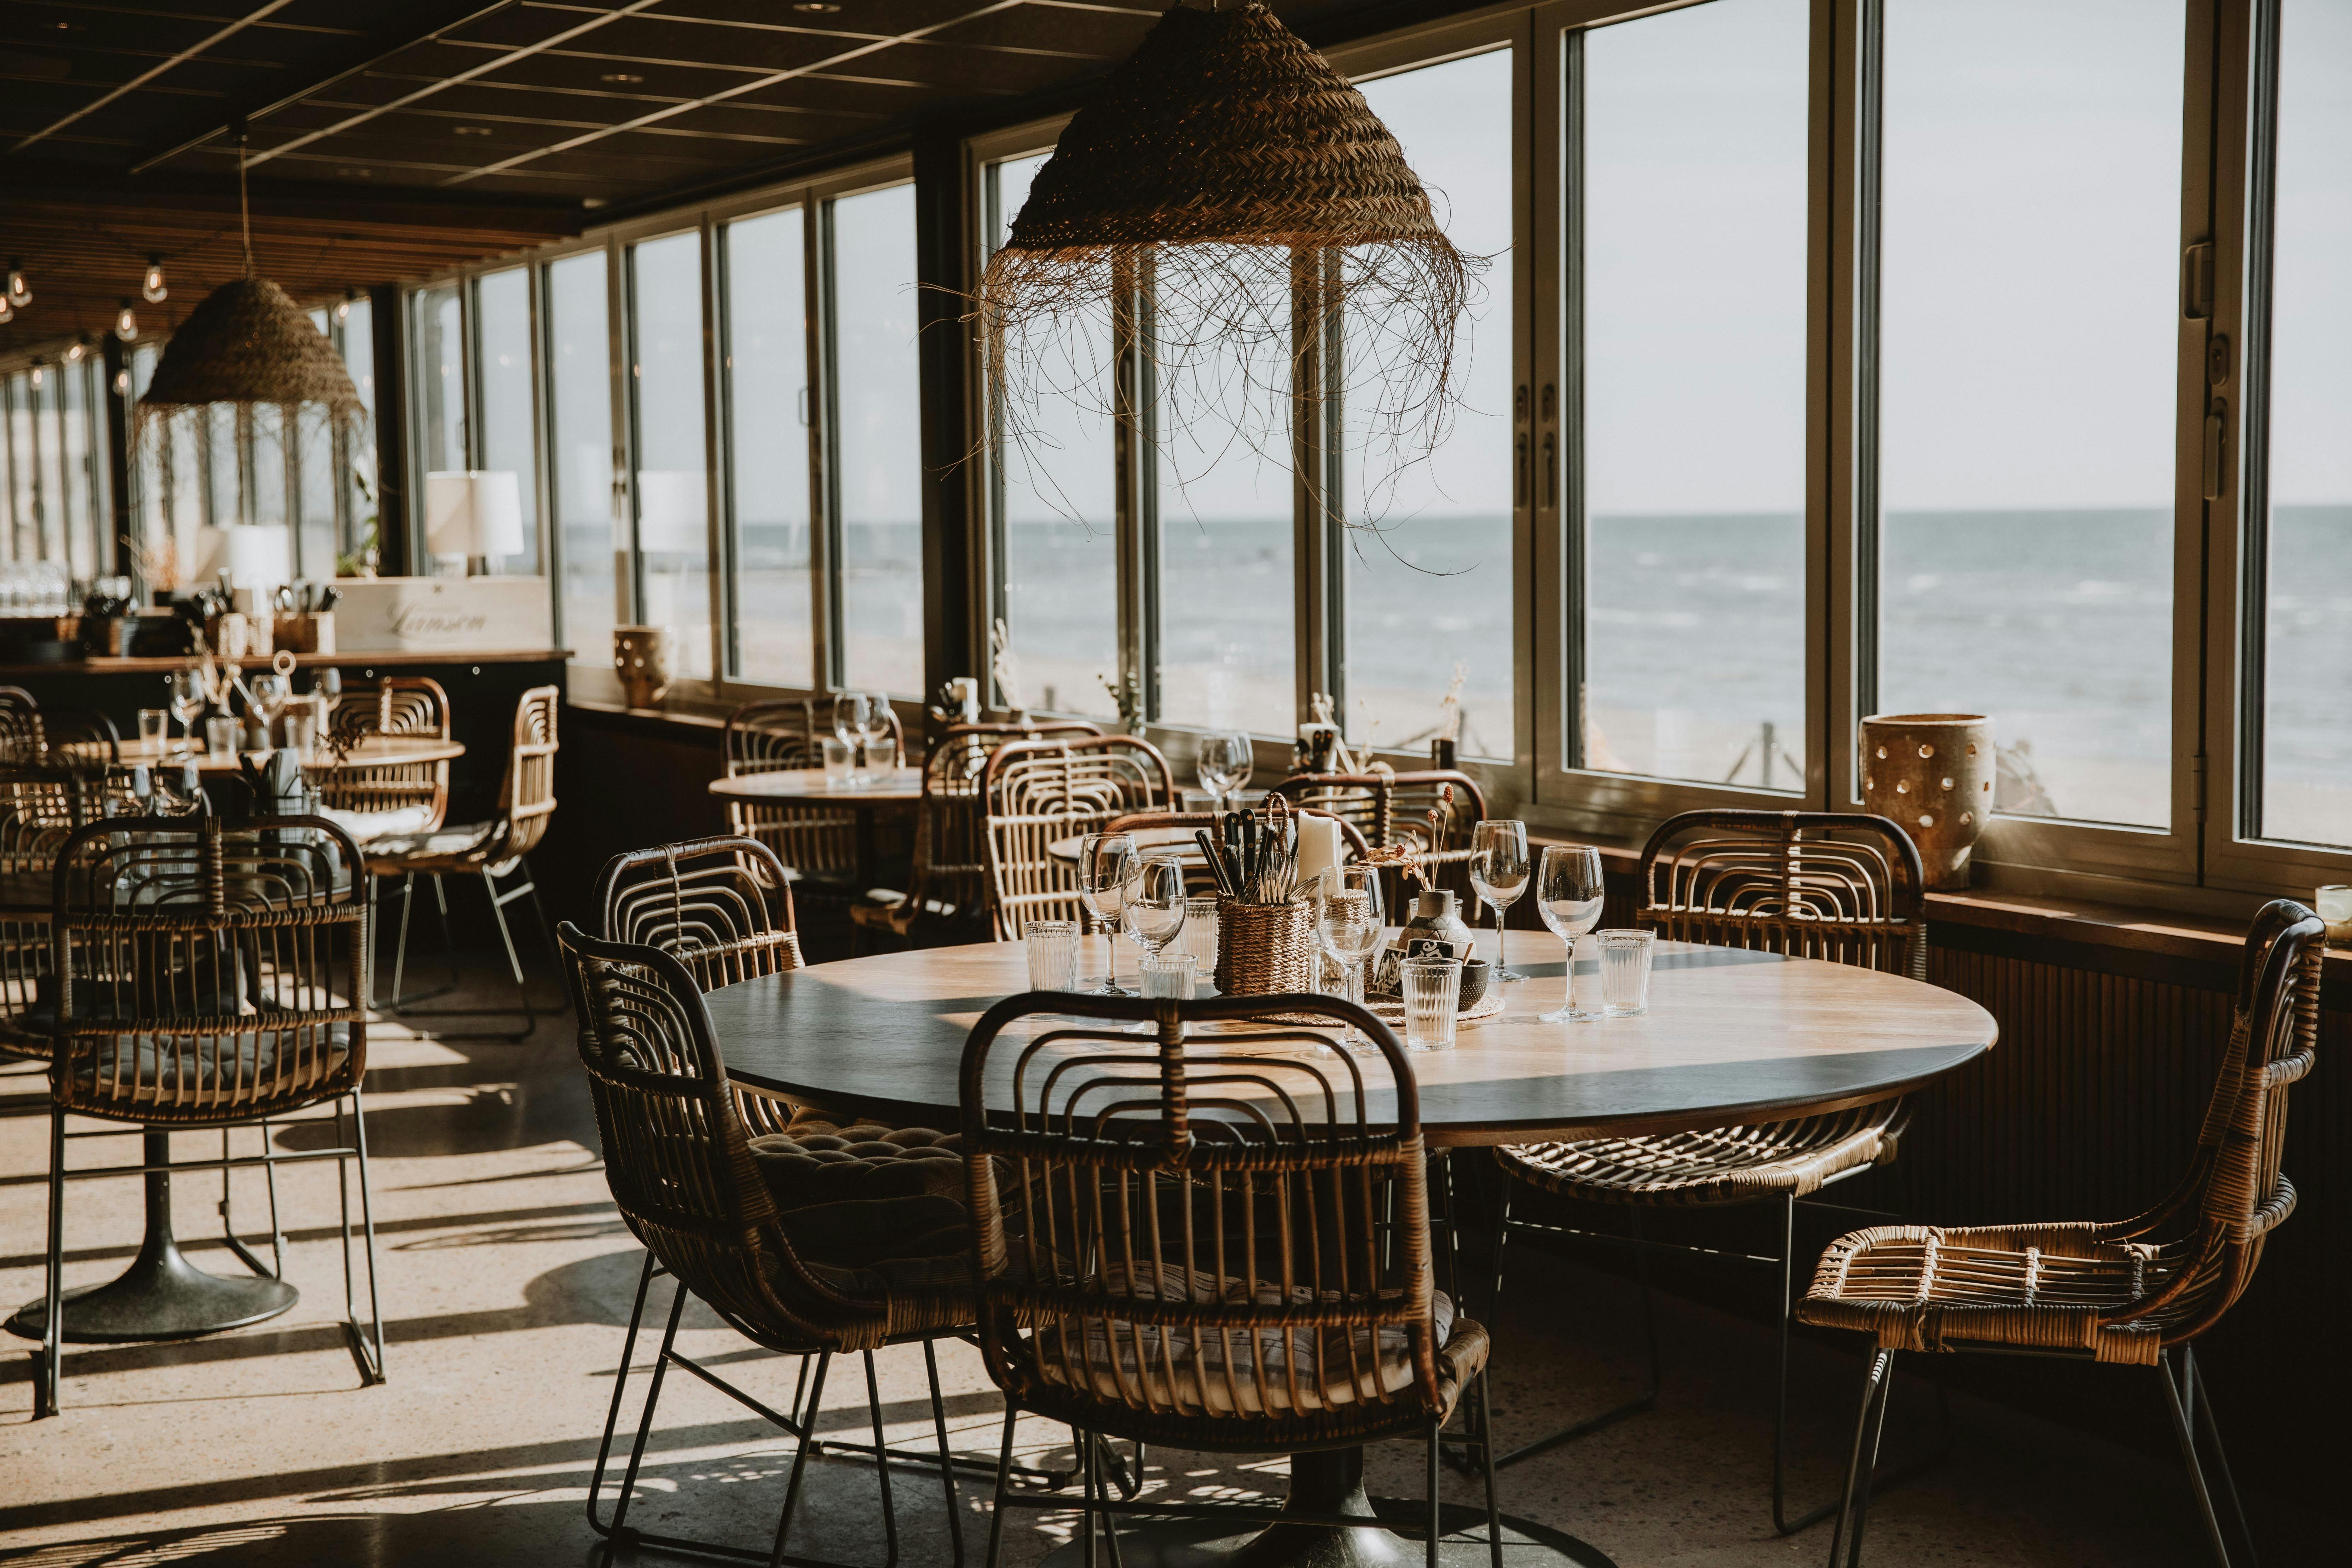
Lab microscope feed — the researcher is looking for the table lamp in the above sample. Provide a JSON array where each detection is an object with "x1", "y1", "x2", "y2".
[{"x1": 424, "y1": 470, "x2": 526, "y2": 575}]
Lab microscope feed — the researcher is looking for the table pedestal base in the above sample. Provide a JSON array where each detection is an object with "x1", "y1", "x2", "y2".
[
  {"x1": 5, "y1": 1133, "x2": 299, "y2": 1344},
  {"x1": 1039, "y1": 1448, "x2": 1613, "y2": 1568}
]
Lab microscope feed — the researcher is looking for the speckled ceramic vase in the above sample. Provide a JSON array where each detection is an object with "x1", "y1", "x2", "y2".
[
  {"x1": 613, "y1": 625, "x2": 671, "y2": 709},
  {"x1": 1860, "y1": 713, "x2": 1994, "y2": 891}
]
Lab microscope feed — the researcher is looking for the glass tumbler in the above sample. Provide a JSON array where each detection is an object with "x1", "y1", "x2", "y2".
[
  {"x1": 1024, "y1": 920, "x2": 1079, "y2": 991},
  {"x1": 1179, "y1": 897, "x2": 1220, "y2": 981},
  {"x1": 821, "y1": 736, "x2": 855, "y2": 786},
  {"x1": 1401, "y1": 957, "x2": 1462, "y2": 1052},
  {"x1": 1596, "y1": 929, "x2": 1658, "y2": 1016},
  {"x1": 204, "y1": 716, "x2": 240, "y2": 756},
  {"x1": 1142, "y1": 950, "x2": 1197, "y2": 1001},
  {"x1": 282, "y1": 713, "x2": 319, "y2": 761},
  {"x1": 137, "y1": 708, "x2": 169, "y2": 752}
]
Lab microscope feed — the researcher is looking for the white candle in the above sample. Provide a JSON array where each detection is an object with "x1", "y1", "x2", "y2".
[{"x1": 1295, "y1": 812, "x2": 1343, "y2": 893}]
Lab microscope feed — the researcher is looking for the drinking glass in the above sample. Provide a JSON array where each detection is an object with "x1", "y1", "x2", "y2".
[
  {"x1": 1078, "y1": 832, "x2": 1139, "y2": 995},
  {"x1": 1536, "y1": 844, "x2": 1606, "y2": 1023},
  {"x1": 282, "y1": 712, "x2": 319, "y2": 762},
  {"x1": 854, "y1": 694, "x2": 895, "y2": 775},
  {"x1": 820, "y1": 736, "x2": 854, "y2": 786},
  {"x1": 1596, "y1": 928, "x2": 1658, "y2": 1016},
  {"x1": 137, "y1": 708, "x2": 169, "y2": 754},
  {"x1": 167, "y1": 669, "x2": 204, "y2": 757},
  {"x1": 1401, "y1": 957, "x2": 1462, "y2": 1051},
  {"x1": 1469, "y1": 819, "x2": 1531, "y2": 982},
  {"x1": 204, "y1": 716, "x2": 240, "y2": 757},
  {"x1": 1141, "y1": 950, "x2": 1197, "y2": 1001},
  {"x1": 249, "y1": 673, "x2": 290, "y2": 744},
  {"x1": 1196, "y1": 731, "x2": 1254, "y2": 813},
  {"x1": 1179, "y1": 896, "x2": 1220, "y2": 980},
  {"x1": 1121, "y1": 856, "x2": 1190, "y2": 966},
  {"x1": 314, "y1": 666, "x2": 343, "y2": 726},
  {"x1": 1024, "y1": 919, "x2": 1079, "y2": 991},
  {"x1": 1313, "y1": 863, "x2": 1385, "y2": 1048},
  {"x1": 832, "y1": 692, "x2": 874, "y2": 776}
]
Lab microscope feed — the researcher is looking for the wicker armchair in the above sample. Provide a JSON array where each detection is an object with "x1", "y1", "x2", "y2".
[
  {"x1": 1102, "y1": 808, "x2": 1373, "y2": 895},
  {"x1": 595, "y1": 834, "x2": 808, "y2": 1136},
  {"x1": 19, "y1": 815, "x2": 384, "y2": 1416},
  {"x1": 1801, "y1": 898, "x2": 2321, "y2": 1568},
  {"x1": 1487, "y1": 809, "x2": 1930, "y2": 1533},
  {"x1": 0, "y1": 686, "x2": 42, "y2": 763},
  {"x1": 721, "y1": 698, "x2": 893, "y2": 905},
  {"x1": 1272, "y1": 768, "x2": 1485, "y2": 899},
  {"x1": 960, "y1": 989, "x2": 1502, "y2": 1568},
  {"x1": 0, "y1": 766, "x2": 140, "y2": 1063},
  {"x1": 363, "y1": 685, "x2": 560, "y2": 1036},
  {"x1": 854, "y1": 719, "x2": 1102, "y2": 944},
  {"x1": 979, "y1": 734, "x2": 1175, "y2": 939},
  {"x1": 558, "y1": 923, "x2": 973, "y2": 1568},
  {"x1": 319, "y1": 676, "x2": 452, "y2": 844}
]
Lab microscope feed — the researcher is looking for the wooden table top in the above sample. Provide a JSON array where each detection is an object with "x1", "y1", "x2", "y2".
[
  {"x1": 703, "y1": 940, "x2": 1998, "y2": 1147},
  {"x1": 707, "y1": 766, "x2": 924, "y2": 803},
  {"x1": 121, "y1": 736, "x2": 464, "y2": 773},
  {"x1": 1047, "y1": 826, "x2": 1199, "y2": 864}
]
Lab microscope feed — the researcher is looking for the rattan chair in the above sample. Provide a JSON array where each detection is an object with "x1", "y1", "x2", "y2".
[
  {"x1": 960, "y1": 989, "x2": 1503, "y2": 1568},
  {"x1": 364, "y1": 685, "x2": 560, "y2": 1036},
  {"x1": 0, "y1": 686, "x2": 42, "y2": 763},
  {"x1": 21, "y1": 814, "x2": 384, "y2": 1416},
  {"x1": 1802, "y1": 898, "x2": 2322, "y2": 1568},
  {"x1": 320, "y1": 676, "x2": 452, "y2": 843},
  {"x1": 855, "y1": 720, "x2": 1103, "y2": 944},
  {"x1": 43, "y1": 710, "x2": 121, "y2": 773},
  {"x1": 0, "y1": 766, "x2": 140, "y2": 1064},
  {"x1": 559, "y1": 922, "x2": 977, "y2": 1568},
  {"x1": 595, "y1": 834, "x2": 808, "y2": 1136},
  {"x1": 1486, "y1": 809, "x2": 1930, "y2": 1533},
  {"x1": 1272, "y1": 768, "x2": 1485, "y2": 898},
  {"x1": 980, "y1": 734, "x2": 1175, "y2": 939},
  {"x1": 722, "y1": 698, "x2": 901, "y2": 908}
]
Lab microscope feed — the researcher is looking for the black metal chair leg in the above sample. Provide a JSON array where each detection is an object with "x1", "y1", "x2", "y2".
[
  {"x1": 923, "y1": 1339, "x2": 966, "y2": 1568},
  {"x1": 2185, "y1": 1347, "x2": 2259, "y2": 1568},
  {"x1": 389, "y1": 872, "x2": 416, "y2": 1010},
  {"x1": 985, "y1": 1403, "x2": 1020, "y2": 1568},
  {"x1": 768, "y1": 1350, "x2": 836, "y2": 1568},
  {"x1": 2160, "y1": 1347, "x2": 2237, "y2": 1568},
  {"x1": 1489, "y1": 1205, "x2": 1662, "y2": 1469},
  {"x1": 346, "y1": 1087, "x2": 388, "y2": 1383},
  {"x1": 480, "y1": 866, "x2": 538, "y2": 1038},
  {"x1": 1837, "y1": 1347, "x2": 1897, "y2": 1568},
  {"x1": 1824, "y1": 1346, "x2": 1890, "y2": 1568},
  {"x1": 1426, "y1": 1419, "x2": 1443, "y2": 1568},
  {"x1": 1475, "y1": 1371, "x2": 1504, "y2": 1568},
  {"x1": 433, "y1": 873, "x2": 460, "y2": 991},
  {"x1": 37, "y1": 1104, "x2": 64, "y2": 1418},
  {"x1": 603, "y1": 1279, "x2": 690, "y2": 1568},
  {"x1": 586, "y1": 1252, "x2": 661, "y2": 1539}
]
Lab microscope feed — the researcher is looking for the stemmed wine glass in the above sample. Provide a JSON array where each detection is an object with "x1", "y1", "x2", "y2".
[
  {"x1": 855, "y1": 694, "x2": 896, "y2": 772},
  {"x1": 1196, "y1": 731, "x2": 1253, "y2": 813},
  {"x1": 166, "y1": 668, "x2": 204, "y2": 758},
  {"x1": 1469, "y1": 820, "x2": 1531, "y2": 983},
  {"x1": 1537, "y1": 844, "x2": 1606, "y2": 1023},
  {"x1": 248, "y1": 672, "x2": 290, "y2": 748},
  {"x1": 1078, "y1": 832, "x2": 1139, "y2": 996},
  {"x1": 1313, "y1": 863, "x2": 1386, "y2": 1050},
  {"x1": 1120, "y1": 856, "x2": 1190, "y2": 1029}
]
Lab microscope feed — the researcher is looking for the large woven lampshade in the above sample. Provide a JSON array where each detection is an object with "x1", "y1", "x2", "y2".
[
  {"x1": 977, "y1": 0, "x2": 1479, "y2": 503},
  {"x1": 138, "y1": 276, "x2": 363, "y2": 435}
]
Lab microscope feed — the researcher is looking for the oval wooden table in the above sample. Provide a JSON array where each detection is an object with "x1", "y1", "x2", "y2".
[
  {"x1": 119, "y1": 735, "x2": 466, "y2": 774},
  {"x1": 706, "y1": 765, "x2": 924, "y2": 804},
  {"x1": 702, "y1": 939, "x2": 1996, "y2": 1568}
]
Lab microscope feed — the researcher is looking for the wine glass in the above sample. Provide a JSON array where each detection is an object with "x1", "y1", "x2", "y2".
[
  {"x1": 1313, "y1": 863, "x2": 1386, "y2": 1049},
  {"x1": 314, "y1": 666, "x2": 343, "y2": 725},
  {"x1": 166, "y1": 669, "x2": 204, "y2": 758},
  {"x1": 1196, "y1": 731, "x2": 1253, "y2": 813},
  {"x1": 1120, "y1": 856, "x2": 1190, "y2": 1029},
  {"x1": 855, "y1": 693, "x2": 896, "y2": 772},
  {"x1": 832, "y1": 692, "x2": 874, "y2": 780},
  {"x1": 248, "y1": 673, "x2": 290, "y2": 747},
  {"x1": 1536, "y1": 844, "x2": 1606, "y2": 1023},
  {"x1": 1078, "y1": 832, "x2": 1139, "y2": 996},
  {"x1": 1469, "y1": 820, "x2": 1532, "y2": 983}
]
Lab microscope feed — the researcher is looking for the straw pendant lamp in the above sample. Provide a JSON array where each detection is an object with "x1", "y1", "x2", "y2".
[{"x1": 977, "y1": 0, "x2": 1480, "y2": 493}]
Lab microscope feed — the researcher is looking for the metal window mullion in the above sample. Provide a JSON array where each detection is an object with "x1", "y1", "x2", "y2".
[
  {"x1": 1560, "y1": 25, "x2": 1586, "y2": 773},
  {"x1": 622, "y1": 242, "x2": 649, "y2": 629},
  {"x1": 1138, "y1": 271, "x2": 1162, "y2": 722},
  {"x1": 981, "y1": 162, "x2": 1011, "y2": 694},
  {"x1": 1114, "y1": 252, "x2": 1149, "y2": 724},
  {"x1": 2228, "y1": 0, "x2": 2278, "y2": 850},
  {"x1": 536, "y1": 259, "x2": 568, "y2": 652},
  {"x1": 1291, "y1": 248, "x2": 1333, "y2": 732},
  {"x1": 815, "y1": 198, "x2": 845, "y2": 689},
  {"x1": 700, "y1": 214, "x2": 727, "y2": 690}
]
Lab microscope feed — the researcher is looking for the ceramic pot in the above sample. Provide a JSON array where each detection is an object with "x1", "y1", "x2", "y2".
[
  {"x1": 1859, "y1": 713, "x2": 1994, "y2": 890},
  {"x1": 614, "y1": 625, "x2": 671, "y2": 708}
]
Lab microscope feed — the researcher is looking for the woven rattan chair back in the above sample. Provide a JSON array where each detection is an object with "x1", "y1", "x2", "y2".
[
  {"x1": 1272, "y1": 768, "x2": 1485, "y2": 889},
  {"x1": 0, "y1": 766, "x2": 136, "y2": 1060},
  {"x1": 889, "y1": 721, "x2": 1103, "y2": 933},
  {"x1": 959, "y1": 990, "x2": 1447, "y2": 1445},
  {"x1": 319, "y1": 677, "x2": 451, "y2": 829},
  {"x1": 48, "y1": 814, "x2": 369, "y2": 1126},
  {"x1": 0, "y1": 687, "x2": 42, "y2": 764},
  {"x1": 44, "y1": 711, "x2": 121, "y2": 773},
  {"x1": 1636, "y1": 810, "x2": 1929, "y2": 981},
  {"x1": 981, "y1": 735, "x2": 1175, "y2": 938},
  {"x1": 596, "y1": 836, "x2": 802, "y2": 990},
  {"x1": 557, "y1": 922, "x2": 896, "y2": 1351},
  {"x1": 721, "y1": 699, "x2": 856, "y2": 883},
  {"x1": 487, "y1": 686, "x2": 559, "y2": 864}
]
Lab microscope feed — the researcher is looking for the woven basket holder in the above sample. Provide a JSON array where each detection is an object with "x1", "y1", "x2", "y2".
[{"x1": 1210, "y1": 896, "x2": 1326, "y2": 1024}]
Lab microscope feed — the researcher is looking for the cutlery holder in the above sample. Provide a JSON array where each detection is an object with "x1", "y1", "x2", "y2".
[{"x1": 1212, "y1": 896, "x2": 1319, "y2": 1011}]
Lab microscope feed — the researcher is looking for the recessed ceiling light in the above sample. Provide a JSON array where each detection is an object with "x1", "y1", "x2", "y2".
[
  {"x1": 338, "y1": 167, "x2": 373, "y2": 178},
  {"x1": 600, "y1": 73, "x2": 644, "y2": 83},
  {"x1": 453, "y1": 125, "x2": 493, "y2": 135},
  {"x1": 794, "y1": 3, "x2": 842, "y2": 12}
]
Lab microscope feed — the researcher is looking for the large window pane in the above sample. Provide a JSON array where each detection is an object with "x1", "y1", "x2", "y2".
[
  {"x1": 59, "y1": 361, "x2": 94, "y2": 577},
  {"x1": 990, "y1": 152, "x2": 1120, "y2": 720},
  {"x1": 478, "y1": 267, "x2": 542, "y2": 574},
  {"x1": 1344, "y1": 50, "x2": 1515, "y2": 760},
  {"x1": 413, "y1": 284, "x2": 465, "y2": 475},
  {"x1": 630, "y1": 231, "x2": 713, "y2": 681},
  {"x1": 36, "y1": 371, "x2": 67, "y2": 560},
  {"x1": 1877, "y1": 0, "x2": 2184, "y2": 829},
  {"x1": 301, "y1": 311, "x2": 338, "y2": 576},
  {"x1": 2260, "y1": 0, "x2": 2352, "y2": 847},
  {"x1": 342, "y1": 299, "x2": 379, "y2": 568},
  {"x1": 724, "y1": 208, "x2": 815, "y2": 688},
  {"x1": 549, "y1": 251, "x2": 616, "y2": 667},
  {"x1": 1579, "y1": 0, "x2": 1809, "y2": 790},
  {"x1": 832, "y1": 184, "x2": 925, "y2": 696}
]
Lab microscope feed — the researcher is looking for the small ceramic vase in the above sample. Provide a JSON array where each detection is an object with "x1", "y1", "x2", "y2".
[
  {"x1": 1860, "y1": 713, "x2": 1994, "y2": 890},
  {"x1": 614, "y1": 625, "x2": 671, "y2": 708}
]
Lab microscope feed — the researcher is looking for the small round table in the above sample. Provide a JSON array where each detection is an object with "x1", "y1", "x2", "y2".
[
  {"x1": 707, "y1": 767, "x2": 925, "y2": 886},
  {"x1": 120, "y1": 736, "x2": 465, "y2": 774},
  {"x1": 700, "y1": 939, "x2": 1996, "y2": 1568}
]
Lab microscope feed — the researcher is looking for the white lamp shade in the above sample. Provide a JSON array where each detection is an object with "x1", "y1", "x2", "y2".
[
  {"x1": 635, "y1": 470, "x2": 708, "y2": 553},
  {"x1": 209, "y1": 523, "x2": 291, "y2": 587},
  {"x1": 425, "y1": 470, "x2": 527, "y2": 558}
]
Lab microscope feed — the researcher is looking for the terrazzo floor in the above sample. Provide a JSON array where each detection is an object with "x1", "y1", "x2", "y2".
[{"x1": 0, "y1": 956, "x2": 2325, "y2": 1567}]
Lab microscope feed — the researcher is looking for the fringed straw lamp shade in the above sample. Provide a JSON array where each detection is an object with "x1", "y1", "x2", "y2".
[
  {"x1": 977, "y1": 0, "x2": 1480, "y2": 498},
  {"x1": 136, "y1": 277, "x2": 364, "y2": 443}
]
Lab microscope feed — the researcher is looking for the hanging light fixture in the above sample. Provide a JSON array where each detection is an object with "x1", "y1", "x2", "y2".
[
  {"x1": 137, "y1": 133, "x2": 364, "y2": 451},
  {"x1": 115, "y1": 368, "x2": 131, "y2": 396},
  {"x1": 0, "y1": 294, "x2": 15, "y2": 325},
  {"x1": 335, "y1": 289, "x2": 355, "y2": 323},
  {"x1": 5, "y1": 260, "x2": 28, "y2": 309},
  {"x1": 141, "y1": 256, "x2": 168, "y2": 303},
  {"x1": 67, "y1": 337, "x2": 87, "y2": 363},
  {"x1": 115, "y1": 301, "x2": 138, "y2": 342},
  {"x1": 976, "y1": 1, "x2": 1479, "y2": 502}
]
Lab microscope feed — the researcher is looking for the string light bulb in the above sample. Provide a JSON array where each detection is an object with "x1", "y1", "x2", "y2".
[
  {"x1": 66, "y1": 338, "x2": 86, "y2": 363},
  {"x1": 0, "y1": 294, "x2": 12, "y2": 325},
  {"x1": 5, "y1": 260, "x2": 27, "y2": 308},
  {"x1": 114, "y1": 368, "x2": 130, "y2": 395},
  {"x1": 115, "y1": 301, "x2": 138, "y2": 342},
  {"x1": 335, "y1": 289, "x2": 355, "y2": 323},
  {"x1": 28, "y1": 363, "x2": 43, "y2": 389},
  {"x1": 141, "y1": 256, "x2": 168, "y2": 303}
]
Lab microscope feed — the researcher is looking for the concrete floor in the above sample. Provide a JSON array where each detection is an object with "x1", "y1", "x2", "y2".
[{"x1": 0, "y1": 955, "x2": 2326, "y2": 1567}]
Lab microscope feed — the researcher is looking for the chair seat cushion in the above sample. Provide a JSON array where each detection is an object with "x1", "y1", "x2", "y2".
[
  {"x1": 67, "y1": 1023, "x2": 353, "y2": 1098},
  {"x1": 1026, "y1": 1267, "x2": 1487, "y2": 1420},
  {"x1": 364, "y1": 821, "x2": 498, "y2": 865},
  {"x1": 779, "y1": 1192, "x2": 977, "y2": 1303},
  {"x1": 1796, "y1": 1221, "x2": 2198, "y2": 1366},
  {"x1": 1497, "y1": 1103, "x2": 1902, "y2": 1207},
  {"x1": 747, "y1": 1122, "x2": 970, "y2": 1205},
  {"x1": 321, "y1": 803, "x2": 438, "y2": 845}
]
